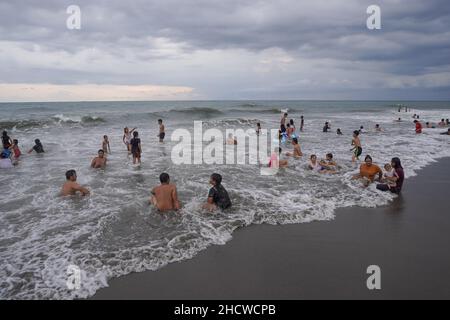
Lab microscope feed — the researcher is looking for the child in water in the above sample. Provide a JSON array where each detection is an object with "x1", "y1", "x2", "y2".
[
  {"x1": 102, "y1": 135, "x2": 111, "y2": 154},
  {"x1": 382, "y1": 163, "x2": 397, "y2": 189},
  {"x1": 130, "y1": 131, "x2": 142, "y2": 165}
]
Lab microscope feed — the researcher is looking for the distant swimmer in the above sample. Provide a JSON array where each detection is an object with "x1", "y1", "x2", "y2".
[
  {"x1": 130, "y1": 131, "x2": 142, "y2": 164},
  {"x1": 158, "y1": 119, "x2": 165, "y2": 143},
  {"x1": 308, "y1": 154, "x2": 323, "y2": 172},
  {"x1": 336, "y1": 128, "x2": 343, "y2": 135},
  {"x1": 352, "y1": 155, "x2": 383, "y2": 186},
  {"x1": 396, "y1": 118, "x2": 402, "y2": 122},
  {"x1": 61, "y1": 170, "x2": 90, "y2": 196},
  {"x1": 286, "y1": 123, "x2": 294, "y2": 138},
  {"x1": 426, "y1": 122, "x2": 436, "y2": 128},
  {"x1": 10, "y1": 139, "x2": 21, "y2": 159},
  {"x1": 375, "y1": 124, "x2": 382, "y2": 132},
  {"x1": 256, "y1": 123, "x2": 261, "y2": 136},
  {"x1": 414, "y1": 120, "x2": 423, "y2": 134},
  {"x1": 28, "y1": 139, "x2": 44, "y2": 154},
  {"x1": 281, "y1": 113, "x2": 288, "y2": 126},
  {"x1": 359, "y1": 126, "x2": 364, "y2": 133},
  {"x1": 203, "y1": 173, "x2": 232, "y2": 212},
  {"x1": 2, "y1": 130, "x2": 12, "y2": 149},
  {"x1": 91, "y1": 149, "x2": 107, "y2": 169},
  {"x1": 323, "y1": 121, "x2": 331, "y2": 133},
  {"x1": 102, "y1": 135, "x2": 111, "y2": 154},
  {"x1": 123, "y1": 127, "x2": 136, "y2": 154},
  {"x1": 269, "y1": 147, "x2": 288, "y2": 168},
  {"x1": 441, "y1": 128, "x2": 450, "y2": 135},
  {"x1": 226, "y1": 133, "x2": 237, "y2": 145},
  {"x1": 149, "y1": 173, "x2": 181, "y2": 212},
  {"x1": 438, "y1": 119, "x2": 446, "y2": 127},
  {"x1": 351, "y1": 130, "x2": 362, "y2": 163},
  {"x1": 286, "y1": 137, "x2": 302, "y2": 158},
  {"x1": 446, "y1": 119, "x2": 449, "y2": 126},
  {"x1": 319, "y1": 153, "x2": 338, "y2": 174},
  {"x1": 300, "y1": 115, "x2": 304, "y2": 132}
]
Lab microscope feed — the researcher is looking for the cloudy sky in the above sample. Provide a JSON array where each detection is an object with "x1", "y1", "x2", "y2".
[{"x1": 0, "y1": 0, "x2": 449, "y2": 101}]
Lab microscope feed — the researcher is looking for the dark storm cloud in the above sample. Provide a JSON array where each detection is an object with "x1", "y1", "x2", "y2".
[{"x1": 0, "y1": 0, "x2": 450, "y2": 99}]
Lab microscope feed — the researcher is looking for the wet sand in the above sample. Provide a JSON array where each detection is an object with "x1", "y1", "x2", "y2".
[{"x1": 92, "y1": 157, "x2": 450, "y2": 299}]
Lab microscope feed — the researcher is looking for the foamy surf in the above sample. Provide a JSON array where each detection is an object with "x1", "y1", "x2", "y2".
[{"x1": 0, "y1": 101, "x2": 449, "y2": 299}]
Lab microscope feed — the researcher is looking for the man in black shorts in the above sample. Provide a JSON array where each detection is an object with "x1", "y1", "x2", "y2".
[
  {"x1": 203, "y1": 173, "x2": 232, "y2": 212},
  {"x1": 158, "y1": 119, "x2": 165, "y2": 142}
]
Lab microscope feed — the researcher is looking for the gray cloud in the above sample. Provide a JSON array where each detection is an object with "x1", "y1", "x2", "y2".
[{"x1": 0, "y1": 0, "x2": 450, "y2": 100}]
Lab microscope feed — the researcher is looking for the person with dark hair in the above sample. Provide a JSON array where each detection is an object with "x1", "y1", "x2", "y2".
[
  {"x1": 10, "y1": 139, "x2": 21, "y2": 159},
  {"x1": 158, "y1": 119, "x2": 165, "y2": 143},
  {"x1": 438, "y1": 119, "x2": 446, "y2": 127},
  {"x1": 440, "y1": 128, "x2": 450, "y2": 135},
  {"x1": 336, "y1": 128, "x2": 343, "y2": 135},
  {"x1": 61, "y1": 170, "x2": 90, "y2": 196},
  {"x1": 269, "y1": 147, "x2": 288, "y2": 168},
  {"x1": 352, "y1": 155, "x2": 383, "y2": 186},
  {"x1": 28, "y1": 139, "x2": 44, "y2": 154},
  {"x1": 414, "y1": 120, "x2": 423, "y2": 134},
  {"x1": 319, "y1": 153, "x2": 337, "y2": 174},
  {"x1": 203, "y1": 173, "x2": 232, "y2": 211},
  {"x1": 150, "y1": 173, "x2": 181, "y2": 212},
  {"x1": 446, "y1": 119, "x2": 449, "y2": 126},
  {"x1": 289, "y1": 119, "x2": 296, "y2": 132},
  {"x1": 256, "y1": 123, "x2": 261, "y2": 136},
  {"x1": 323, "y1": 122, "x2": 330, "y2": 133},
  {"x1": 376, "y1": 157, "x2": 405, "y2": 194},
  {"x1": 300, "y1": 115, "x2": 304, "y2": 132},
  {"x1": 123, "y1": 127, "x2": 137, "y2": 154},
  {"x1": 102, "y1": 135, "x2": 111, "y2": 154},
  {"x1": 91, "y1": 149, "x2": 107, "y2": 169},
  {"x1": 2, "y1": 130, "x2": 12, "y2": 149},
  {"x1": 375, "y1": 124, "x2": 382, "y2": 132},
  {"x1": 351, "y1": 130, "x2": 362, "y2": 163},
  {"x1": 286, "y1": 123, "x2": 294, "y2": 138},
  {"x1": 280, "y1": 113, "x2": 288, "y2": 126},
  {"x1": 286, "y1": 137, "x2": 302, "y2": 158},
  {"x1": 359, "y1": 126, "x2": 364, "y2": 133},
  {"x1": 130, "y1": 131, "x2": 141, "y2": 164}
]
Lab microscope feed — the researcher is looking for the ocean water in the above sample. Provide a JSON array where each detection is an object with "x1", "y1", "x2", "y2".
[{"x1": 0, "y1": 100, "x2": 449, "y2": 299}]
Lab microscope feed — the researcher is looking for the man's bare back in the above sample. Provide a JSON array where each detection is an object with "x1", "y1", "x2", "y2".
[
  {"x1": 91, "y1": 156, "x2": 107, "y2": 168},
  {"x1": 151, "y1": 183, "x2": 180, "y2": 211},
  {"x1": 61, "y1": 181, "x2": 90, "y2": 196}
]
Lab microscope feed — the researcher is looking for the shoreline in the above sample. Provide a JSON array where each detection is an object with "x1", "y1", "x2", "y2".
[{"x1": 91, "y1": 157, "x2": 450, "y2": 299}]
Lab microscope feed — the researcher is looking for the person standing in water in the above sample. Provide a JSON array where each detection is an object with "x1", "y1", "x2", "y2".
[
  {"x1": 28, "y1": 139, "x2": 44, "y2": 154},
  {"x1": 130, "y1": 131, "x2": 142, "y2": 164},
  {"x1": 280, "y1": 113, "x2": 288, "y2": 127},
  {"x1": 203, "y1": 173, "x2": 232, "y2": 212},
  {"x1": 149, "y1": 173, "x2": 181, "y2": 212},
  {"x1": 256, "y1": 123, "x2": 261, "y2": 136},
  {"x1": 2, "y1": 131, "x2": 12, "y2": 149},
  {"x1": 91, "y1": 149, "x2": 107, "y2": 169},
  {"x1": 61, "y1": 170, "x2": 90, "y2": 196},
  {"x1": 300, "y1": 115, "x2": 304, "y2": 132},
  {"x1": 351, "y1": 130, "x2": 362, "y2": 163},
  {"x1": 414, "y1": 120, "x2": 423, "y2": 134},
  {"x1": 158, "y1": 119, "x2": 165, "y2": 143},
  {"x1": 286, "y1": 137, "x2": 302, "y2": 158},
  {"x1": 102, "y1": 135, "x2": 111, "y2": 154},
  {"x1": 123, "y1": 127, "x2": 136, "y2": 154}
]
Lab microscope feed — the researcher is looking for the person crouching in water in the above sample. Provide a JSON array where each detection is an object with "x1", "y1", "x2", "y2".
[
  {"x1": 91, "y1": 149, "x2": 107, "y2": 169},
  {"x1": 149, "y1": 173, "x2": 181, "y2": 212},
  {"x1": 61, "y1": 170, "x2": 90, "y2": 196},
  {"x1": 130, "y1": 131, "x2": 142, "y2": 164},
  {"x1": 203, "y1": 173, "x2": 232, "y2": 212},
  {"x1": 286, "y1": 137, "x2": 302, "y2": 158},
  {"x1": 28, "y1": 139, "x2": 44, "y2": 154}
]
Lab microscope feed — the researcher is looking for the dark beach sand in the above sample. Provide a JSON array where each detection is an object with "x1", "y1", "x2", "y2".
[{"x1": 92, "y1": 158, "x2": 450, "y2": 299}]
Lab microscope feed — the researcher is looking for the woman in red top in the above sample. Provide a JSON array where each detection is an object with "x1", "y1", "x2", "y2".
[{"x1": 414, "y1": 120, "x2": 422, "y2": 134}]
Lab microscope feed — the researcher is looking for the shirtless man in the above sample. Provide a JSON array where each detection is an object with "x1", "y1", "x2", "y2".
[
  {"x1": 91, "y1": 149, "x2": 107, "y2": 169},
  {"x1": 61, "y1": 170, "x2": 90, "y2": 196},
  {"x1": 158, "y1": 119, "x2": 165, "y2": 143},
  {"x1": 280, "y1": 113, "x2": 288, "y2": 126},
  {"x1": 351, "y1": 130, "x2": 362, "y2": 163},
  {"x1": 149, "y1": 173, "x2": 181, "y2": 211},
  {"x1": 286, "y1": 137, "x2": 303, "y2": 158}
]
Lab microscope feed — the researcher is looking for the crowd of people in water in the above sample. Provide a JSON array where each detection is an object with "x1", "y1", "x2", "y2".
[{"x1": 1, "y1": 108, "x2": 449, "y2": 212}]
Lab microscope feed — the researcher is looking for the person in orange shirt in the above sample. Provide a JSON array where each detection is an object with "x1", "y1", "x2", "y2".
[{"x1": 352, "y1": 155, "x2": 383, "y2": 186}]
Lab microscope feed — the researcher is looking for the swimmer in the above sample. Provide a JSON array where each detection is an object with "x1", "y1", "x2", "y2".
[
  {"x1": 300, "y1": 115, "x2": 304, "y2": 132},
  {"x1": 202, "y1": 173, "x2": 232, "y2": 212},
  {"x1": 149, "y1": 173, "x2": 181, "y2": 212},
  {"x1": 91, "y1": 149, "x2": 107, "y2": 169},
  {"x1": 28, "y1": 139, "x2": 44, "y2": 154},
  {"x1": 351, "y1": 130, "x2": 362, "y2": 163},
  {"x1": 2, "y1": 131, "x2": 12, "y2": 149},
  {"x1": 414, "y1": 120, "x2": 423, "y2": 134},
  {"x1": 123, "y1": 127, "x2": 137, "y2": 153},
  {"x1": 323, "y1": 122, "x2": 330, "y2": 133},
  {"x1": 130, "y1": 131, "x2": 142, "y2": 164},
  {"x1": 337, "y1": 128, "x2": 343, "y2": 135},
  {"x1": 102, "y1": 135, "x2": 111, "y2": 154},
  {"x1": 440, "y1": 128, "x2": 450, "y2": 135},
  {"x1": 281, "y1": 113, "x2": 288, "y2": 126},
  {"x1": 308, "y1": 154, "x2": 323, "y2": 172},
  {"x1": 375, "y1": 124, "x2": 382, "y2": 132},
  {"x1": 158, "y1": 119, "x2": 165, "y2": 143},
  {"x1": 438, "y1": 119, "x2": 446, "y2": 127},
  {"x1": 61, "y1": 170, "x2": 90, "y2": 196},
  {"x1": 352, "y1": 155, "x2": 383, "y2": 187},
  {"x1": 256, "y1": 123, "x2": 261, "y2": 136},
  {"x1": 319, "y1": 153, "x2": 337, "y2": 174},
  {"x1": 286, "y1": 137, "x2": 303, "y2": 158}
]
